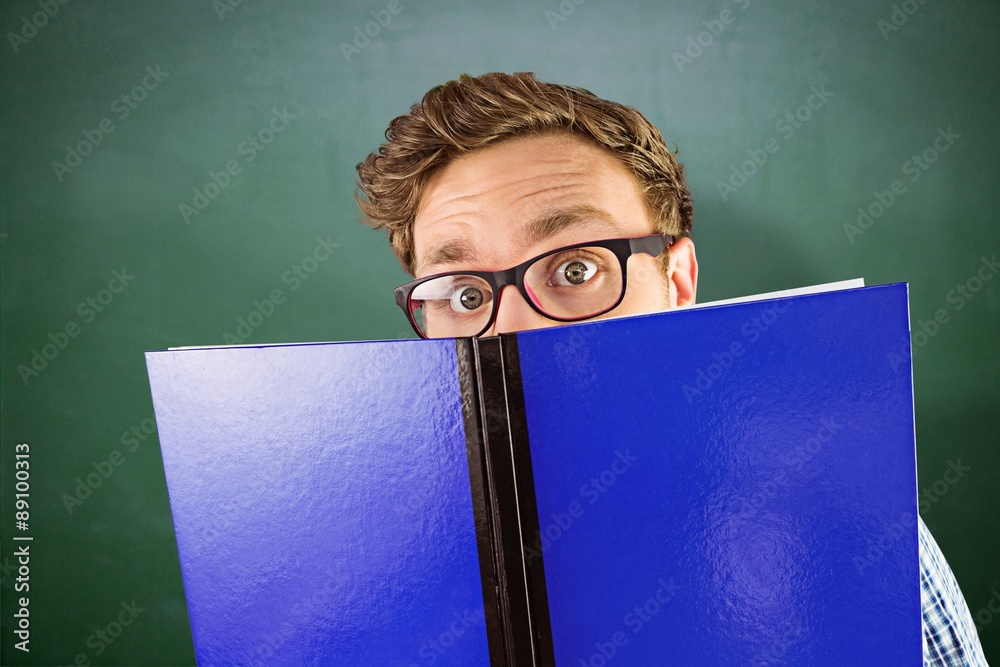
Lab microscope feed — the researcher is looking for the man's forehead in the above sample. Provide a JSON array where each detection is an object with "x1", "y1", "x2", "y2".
[
  {"x1": 416, "y1": 160, "x2": 596, "y2": 222},
  {"x1": 412, "y1": 134, "x2": 648, "y2": 275}
]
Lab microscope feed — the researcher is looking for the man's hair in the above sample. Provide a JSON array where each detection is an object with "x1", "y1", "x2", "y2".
[{"x1": 356, "y1": 71, "x2": 693, "y2": 276}]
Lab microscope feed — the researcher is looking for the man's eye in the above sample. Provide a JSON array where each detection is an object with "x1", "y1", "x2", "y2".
[
  {"x1": 551, "y1": 259, "x2": 598, "y2": 286},
  {"x1": 450, "y1": 285, "x2": 489, "y2": 312}
]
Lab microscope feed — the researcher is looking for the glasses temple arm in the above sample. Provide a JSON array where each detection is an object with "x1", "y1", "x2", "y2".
[{"x1": 630, "y1": 234, "x2": 675, "y2": 257}]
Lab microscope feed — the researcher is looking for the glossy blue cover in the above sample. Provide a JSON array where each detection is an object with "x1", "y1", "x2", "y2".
[
  {"x1": 516, "y1": 284, "x2": 920, "y2": 665},
  {"x1": 146, "y1": 340, "x2": 490, "y2": 666}
]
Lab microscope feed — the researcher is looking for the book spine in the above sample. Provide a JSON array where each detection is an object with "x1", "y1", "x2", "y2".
[
  {"x1": 457, "y1": 336, "x2": 555, "y2": 666},
  {"x1": 499, "y1": 334, "x2": 556, "y2": 666},
  {"x1": 456, "y1": 337, "x2": 507, "y2": 665}
]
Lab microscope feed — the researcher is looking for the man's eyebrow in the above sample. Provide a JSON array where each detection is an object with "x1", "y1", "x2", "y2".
[
  {"x1": 416, "y1": 205, "x2": 625, "y2": 275},
  {"x1": 522, "y1": 204, "x2": 626, "y2": 246},
  {"x1": 417, "y1": 238, "x2": 481, "y2": 275}
]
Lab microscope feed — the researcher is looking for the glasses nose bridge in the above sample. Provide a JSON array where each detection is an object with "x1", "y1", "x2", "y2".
[
  {"x1": 489, "y1": 265, "x2": 523, "y2": 302},
  {"x1": 485, "y1": 263, "x2": 546, "y2": 330},
  {"x1": 491, "y1": 266, "x2": 519, "y2": 287},
  {"x1": 495, "y1": 263, "x2": 544, "y2": 311}
]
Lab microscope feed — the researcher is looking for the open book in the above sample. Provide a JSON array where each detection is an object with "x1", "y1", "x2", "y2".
[{"x1": 146, "y1": 280, "x2": 920, "y2": 666}]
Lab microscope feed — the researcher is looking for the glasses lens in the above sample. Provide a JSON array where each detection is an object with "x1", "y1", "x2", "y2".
[
  {"x1": 523, "y1": 246, "x2": 624, "y2": 319},
  {"x1": 409, "y1": 274, "x2": 495, "y2": 338}
]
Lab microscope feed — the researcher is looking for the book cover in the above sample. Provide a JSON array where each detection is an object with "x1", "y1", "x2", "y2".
[{"x1": 145, "y1": 282, "x2": 920, "y2": 666}]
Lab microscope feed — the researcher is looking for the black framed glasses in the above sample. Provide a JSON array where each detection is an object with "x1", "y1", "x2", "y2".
[{"x1": 394, "y1": 233, "x2": 674, "y2": 339}]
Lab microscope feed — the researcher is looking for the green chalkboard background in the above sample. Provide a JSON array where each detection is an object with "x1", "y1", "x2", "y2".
[{"x1": 2, "y1": 0, "x2": 998, "y2": 664}]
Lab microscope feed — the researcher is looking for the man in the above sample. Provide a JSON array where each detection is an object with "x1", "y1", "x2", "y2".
[{"x1": 356, "y1": 72, "x2": 987, "y2": 666}]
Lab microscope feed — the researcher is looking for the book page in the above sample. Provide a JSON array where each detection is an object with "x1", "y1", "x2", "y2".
[{"x1": 685, "y1": 278, "x2": 866, "y2": 310}]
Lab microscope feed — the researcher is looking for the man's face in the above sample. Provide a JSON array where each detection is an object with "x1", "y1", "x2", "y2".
[{"x1": 412, "y1": 132, "x2": 697, "y2": 336}]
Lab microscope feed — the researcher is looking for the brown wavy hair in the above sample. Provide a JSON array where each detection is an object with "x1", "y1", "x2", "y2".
[{"x1": 356, "y1": 72, "x2": 693, "y2": 276}]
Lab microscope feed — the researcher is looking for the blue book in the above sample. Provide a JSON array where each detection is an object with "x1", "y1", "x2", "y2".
[{"x1": 145, "y1": 282, "x2": 920, "y2": 666}]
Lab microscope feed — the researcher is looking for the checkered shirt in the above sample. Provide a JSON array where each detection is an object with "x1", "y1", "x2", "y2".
[{"x1": 920, "y1": 516, "x2": 989, "y2": 666}]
